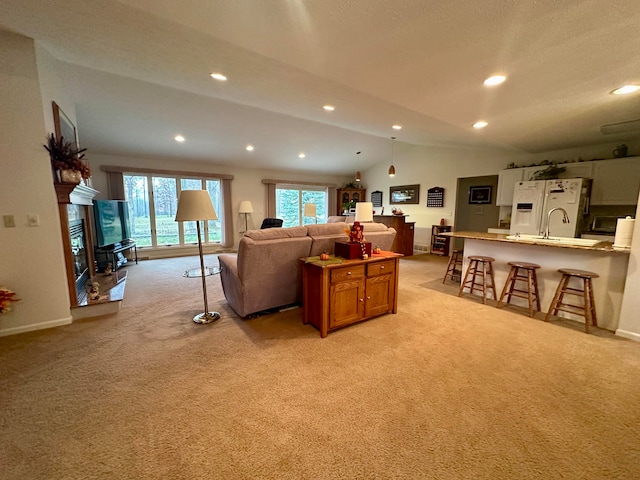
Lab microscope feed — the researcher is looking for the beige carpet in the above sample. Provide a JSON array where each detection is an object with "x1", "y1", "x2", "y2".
[{"x1": 1, "y1": 254, "x2": 640, "y2": 479}]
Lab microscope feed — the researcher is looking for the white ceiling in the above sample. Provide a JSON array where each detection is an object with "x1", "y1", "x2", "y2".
[{"x1": 2, "y1": 0, "x2": 639, "y2": 174}]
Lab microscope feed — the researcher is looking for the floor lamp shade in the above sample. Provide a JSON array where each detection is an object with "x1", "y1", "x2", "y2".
[
  {"x1": 175, "y1": 190, "x2": 220, "y2": 324},
  {"x1": 355, "y1": 202, "x2": 374, "y2": 222},
  {"x1": 175, "y1": 190, "x2": 218, "y2": 221},
  {"x1": 304, "y1": 203, "x2": 317, "y2": 217},
  {"x1": 239, "y1": 200, "x2": 254, "y2": 214}
]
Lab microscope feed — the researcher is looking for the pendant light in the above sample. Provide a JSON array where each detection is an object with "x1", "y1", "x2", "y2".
[
  {"x1": 388, "y1": 137, "x2": 396, "y2": 177},
  {"x1": 355, "y1": 151, "x2": 362, "y2": 182}
]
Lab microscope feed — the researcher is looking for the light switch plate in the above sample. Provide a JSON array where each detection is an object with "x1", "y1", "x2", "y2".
[{"x1": 3, "y1": 215, "x2": 15, "y2": 228}]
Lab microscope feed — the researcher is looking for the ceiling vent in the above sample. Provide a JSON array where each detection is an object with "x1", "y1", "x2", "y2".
[{"x1": 600, "y1": 119, "x2": 640, "y2": 135}]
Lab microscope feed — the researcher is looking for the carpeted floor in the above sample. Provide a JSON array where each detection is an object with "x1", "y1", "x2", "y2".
[{"x1": 1, "y1": 253, "x2": 639, "y2": 479}]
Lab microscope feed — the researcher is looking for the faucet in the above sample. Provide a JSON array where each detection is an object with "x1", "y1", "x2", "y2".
[{"x1": 542, "y1": 207, "x2": 570, "y2": 239}]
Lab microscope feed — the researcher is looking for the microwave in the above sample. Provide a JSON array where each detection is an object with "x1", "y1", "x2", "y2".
[{"x1": 591, "y1": 216, "x2": 619, "y2": 233}]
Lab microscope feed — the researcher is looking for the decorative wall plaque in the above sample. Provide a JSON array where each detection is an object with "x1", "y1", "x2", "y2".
[
  {"x1": 427, "y1": 187, "x2": 445, "y2": 207},
  {"x1": 371, "y1": 190, "x2": 383, "y2": 207}
]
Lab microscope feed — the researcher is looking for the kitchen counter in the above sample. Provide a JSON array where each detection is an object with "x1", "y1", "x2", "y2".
[
  {"x1": 441, "y1": 231, "x2": 630, "y2": 331},
  {"x1": 442, "y1": 231, "x2": 630, "y2": 254}
]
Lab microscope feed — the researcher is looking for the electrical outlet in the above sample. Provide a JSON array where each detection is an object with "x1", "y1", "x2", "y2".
[
  {"x1": 3, "y1": 215, "x2": 15, "y2": 228},
  {"x1": 27, "y1": 214, "x2": 40, "y2": 227}
]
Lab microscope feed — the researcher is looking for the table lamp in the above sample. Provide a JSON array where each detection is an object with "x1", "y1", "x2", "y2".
[
  {"x1": 175, "y1": 190, "x2": 220, "y2": 324},
  {"x1": 355, "y1": 202, "x2": 374, "y2": 223}
]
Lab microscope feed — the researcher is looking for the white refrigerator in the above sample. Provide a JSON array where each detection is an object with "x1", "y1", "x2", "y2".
[{"x1": 509, "y1": 178, "x2": 591, "y2": 237}]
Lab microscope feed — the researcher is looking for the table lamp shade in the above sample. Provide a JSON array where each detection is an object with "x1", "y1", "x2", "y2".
[
  {"x1": 304, "y1": 203, "x2": 317, "y2": 217},
  {"x1": 355, "y1": 202, "x2": 373, "y2": 222},
  {"x1": 239, "y1": 200, "x2": 254, "y2": 214},
  {"x1": 175, "y1": 190, "x2": 218, "y2": 221}
]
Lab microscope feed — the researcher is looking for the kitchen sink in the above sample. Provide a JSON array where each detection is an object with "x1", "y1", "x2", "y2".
[{"x1": 505, "y1": 234, "x2": 601, "y2": 247}]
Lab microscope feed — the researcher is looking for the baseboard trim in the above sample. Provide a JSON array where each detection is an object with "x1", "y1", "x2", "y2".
[
  {"x1": 0, "y1": 316, "x2": 73, "y2": 337},
  {"x1": 615, "y1": 329, "x2": 640, "y2": 342}
]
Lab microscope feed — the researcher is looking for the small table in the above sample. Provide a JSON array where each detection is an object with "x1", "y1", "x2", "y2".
[{"x1": 182, "y1": 266, "x2": 221, "y2": 278}]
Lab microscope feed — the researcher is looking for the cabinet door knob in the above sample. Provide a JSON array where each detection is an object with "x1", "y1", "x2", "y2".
[
  {"x1": 347, "y1": 271, "x2": 352, "y2": 275},
  {"x1": 366, "y1": 296, "x2": 371, "y2": 300},
  {"x1": 359, "y1": 298, "x2": 364, "y2": 302},
  {"x1": 380, "y1": 265, "x2": 385, "y2": 269}
]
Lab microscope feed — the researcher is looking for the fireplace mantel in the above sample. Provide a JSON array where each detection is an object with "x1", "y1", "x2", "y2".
[{"x1": 55, "y1": 182, "x2": 98, "y2": 205}]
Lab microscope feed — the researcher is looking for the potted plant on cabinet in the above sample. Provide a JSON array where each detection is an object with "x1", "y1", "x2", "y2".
[{"x1": 43, "y1": 133, "x2": 90, "y2": 184}]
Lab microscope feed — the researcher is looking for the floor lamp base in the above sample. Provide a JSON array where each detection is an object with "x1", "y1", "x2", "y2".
[{"x1": 193, "y1": 312, "x2": 221, "y2": 324}]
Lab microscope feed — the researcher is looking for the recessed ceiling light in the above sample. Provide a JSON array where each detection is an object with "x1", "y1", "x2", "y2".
[
  {"x1": 611, "y1": 84, "x2": 640, "y2": 95},
  {"x1": 245, "y1": 145, "x2": 254, "y2": 151},
  {"x1": 210, "y1": 72, "x2": 228, "y2": 81},
  {"x1": 484, "y1": 75, "x2": 506, "y2": 86},
  {"x1": 298, "y1": 153, "x2": 306, "y2": 159},
  {"x1": 323, "y1": 105, "x2": 335, "y2": 111},
  {"x1": 472, "y1": 121, "x2": 488, "y2": 129},
  {"x1": 392, "y1": 125, "x2": 402, "y2": 130},
  {"x1": 174, "y1": 135, "x2": 185, "y2": 142}
]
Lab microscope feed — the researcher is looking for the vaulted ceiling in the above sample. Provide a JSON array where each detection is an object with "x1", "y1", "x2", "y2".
[{"x1": 2, "y1": 0, "x2": 639, "y2": 174}]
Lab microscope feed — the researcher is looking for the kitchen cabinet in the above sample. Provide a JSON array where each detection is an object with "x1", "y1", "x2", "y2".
[
  {"x1": 591, "y1": 157, "x2": 640, "y2": 205},
  {"x1": 302, "y1": 252, "x2": 401, "y2": 337},
  {"x1": 496, "y1": 169, "x2": 524, "y2": 206},
  {"x1": 557, "y1": 162, "x2": 593, "y2": 179},
  {"x1": 337, "y1": 188, "x2": 366, "y2": 215}
]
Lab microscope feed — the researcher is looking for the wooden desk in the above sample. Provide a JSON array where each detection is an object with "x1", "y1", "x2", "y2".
[{"x1": 373, "y1": 215, "x2": 415, "y2": 256}]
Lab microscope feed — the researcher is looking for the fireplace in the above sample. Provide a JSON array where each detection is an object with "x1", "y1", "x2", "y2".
[
  {"x1": 69, "y1": 218, "x2": 90, "y2": 305},
  {"x1": 55, "y1": 182, "x2": 98, "y2": 308}
]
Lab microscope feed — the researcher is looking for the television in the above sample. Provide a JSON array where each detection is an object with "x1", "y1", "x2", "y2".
[{"x1": 93, "y1": 200, "x2": 132, "y2": 248}]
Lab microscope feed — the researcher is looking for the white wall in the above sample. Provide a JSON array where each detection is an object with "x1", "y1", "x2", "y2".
[
  {"x1": 0, "y1": 31, "x2": 72, "y2": 336},
  {"x1": 616, "y1": 190, "x2": 640, "y2": 341},
  {"x1": 362, "y1": 142, "x2": 516, "y2": 248}
]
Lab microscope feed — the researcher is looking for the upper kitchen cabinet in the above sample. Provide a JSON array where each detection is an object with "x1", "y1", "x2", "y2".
[
  {"x1": 591, "y1": 157, "x2": 640, "y2": 205},
  {"x1": 496, "y1": 168, "x2": 524, "y2": 206}
]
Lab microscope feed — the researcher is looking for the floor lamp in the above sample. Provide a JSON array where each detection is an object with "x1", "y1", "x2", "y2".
[
  {"x1": 304, "y1": 203, "x2": 317, "y2": 224},
  {"x1": 239, "y1": 200, "x2": 254, "y2": 232},
  {"x1": 175, "y1": 190, "x2": 221, "y2": 324}
]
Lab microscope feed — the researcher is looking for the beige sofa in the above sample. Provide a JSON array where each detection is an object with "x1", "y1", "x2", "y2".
[{"x1": 218, "y1": 222, "x2": 396, "y2": 317}]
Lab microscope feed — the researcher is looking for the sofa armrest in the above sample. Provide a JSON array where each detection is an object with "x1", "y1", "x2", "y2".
[{"x1": 218, "y1": 254, "x2": 246, "y2": 317}]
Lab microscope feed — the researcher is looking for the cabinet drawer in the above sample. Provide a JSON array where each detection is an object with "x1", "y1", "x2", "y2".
[
  {"x1": 367, "y1": 260, "x2": 395, "y2": 277},
  {"x1": 331, "y1": 265, "x2": 365, "y2": 283}
]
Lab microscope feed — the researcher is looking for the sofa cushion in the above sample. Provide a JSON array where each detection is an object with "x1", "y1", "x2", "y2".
[
  {"x1": 305, "y1": 223, "x2": 349, "y2": 236},
  {"x1": 244, "y1": 225, "x2": 308, "y2": 241}
]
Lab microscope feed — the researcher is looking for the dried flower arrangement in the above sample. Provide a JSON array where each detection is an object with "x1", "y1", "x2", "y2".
[
  {"x1": 43, "y1": 133, "x2": 91, "y2": 180},
  {"x1": 0, "y1": 287, "x2": 20, "y2": 314}
]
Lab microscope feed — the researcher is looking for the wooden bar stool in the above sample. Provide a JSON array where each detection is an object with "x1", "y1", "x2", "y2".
[
  {"x1": 458, "y1": 256, "x2": 497, "y2": 304},
  {"x1": 545, "y1": 268, "x2": 599, "y2": 333},
  {"x1": 496, "y1": 261, "x2": 541, "y2": 317},
  {"x1": 442, "y1": 249, "x2": 463, "y2": 284}
]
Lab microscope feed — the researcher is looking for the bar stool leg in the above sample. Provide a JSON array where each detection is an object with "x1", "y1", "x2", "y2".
[
  {"x1": 487, "y1": 260, "x2": 497, "y2": 302},
  {"x1": 458, "y1": 259, "x2": 474, "y2": 297},
  {"x1": 526, "y1": 269, "x2": 534, "y2": 317},
  {"x1": 532, "y1": 268, "x2": 541, "y2": 313},
  {"x1": 587, "y1": 278, "x2": 598, "y2": 327},
  {"x1": 497, "y1": 267, "x2": 516, "y2": 308},
  {"x1": 545, "y1": 274, "x2": 568, "y2": 322}
]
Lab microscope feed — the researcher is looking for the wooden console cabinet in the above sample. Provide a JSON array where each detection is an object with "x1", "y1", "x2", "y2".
[
  {"x1": 302, "y1": 252, "x2": 401, "y2": 337},
  {"x1": 373, "y1": 215, "x2": 415, "y2": 256}
]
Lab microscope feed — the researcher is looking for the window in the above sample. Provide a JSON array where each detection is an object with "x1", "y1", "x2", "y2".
[
  {"x1": 123, "y1": 174, "x2": 222, "y2": 247},
  {"x1": 276, "y1": 185, "x2": 327, "y2": 227}
]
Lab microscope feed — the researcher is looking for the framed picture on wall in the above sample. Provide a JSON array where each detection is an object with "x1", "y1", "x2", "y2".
[
  {"x1": 390, "y1": 184, "x2": 420, "y2": 204},
  {"x1": 469, "y1": 186, "x2": 492, "y2": 204},
  {"x1": 52, "y1": 101, "x2": 78, "y2": 147}
]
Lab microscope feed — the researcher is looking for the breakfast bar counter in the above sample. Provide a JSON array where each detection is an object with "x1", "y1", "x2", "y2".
[{"x1": 441, "y1": 231, "x2": 630, "y2": 330}]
